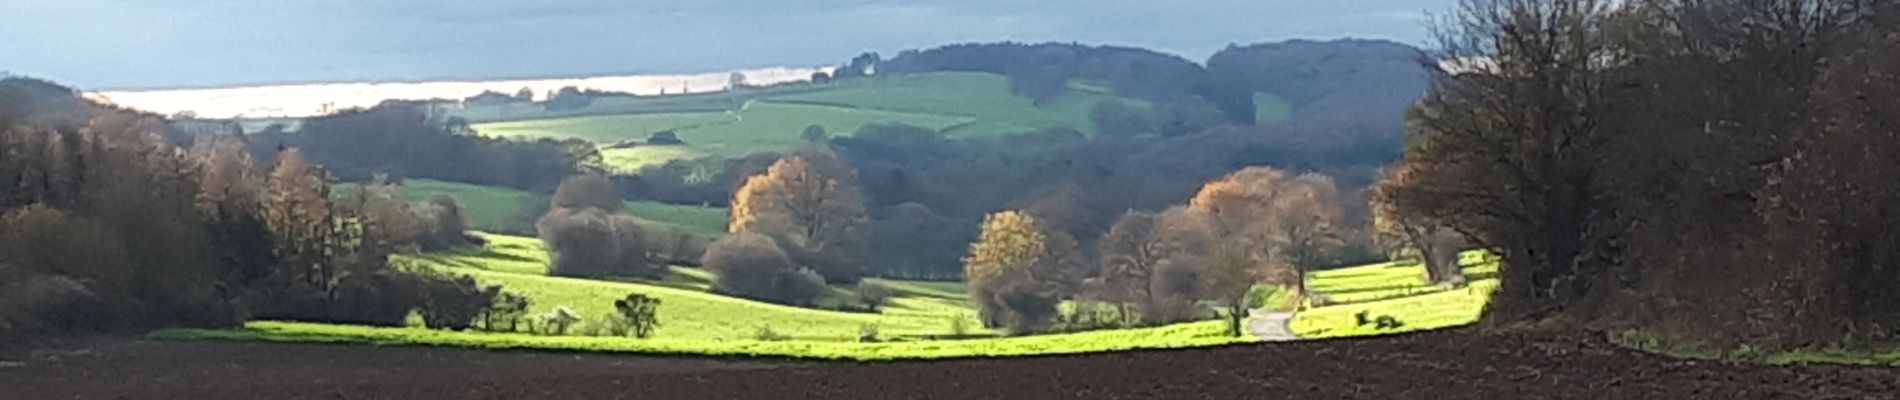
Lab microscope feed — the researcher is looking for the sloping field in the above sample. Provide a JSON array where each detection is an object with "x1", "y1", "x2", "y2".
[
  {"x1": 395, "y1": 233, "x2": 982, "y2": 342},
  {"x1": 376, "y1": 179, "x2": 727, "y2": 237},
  {"x1": 1289, "y1": 252, "x2": 1501, "y2": 339},
  {"x1": 768, "y1": 72, "x2": 1142, "y2": 138},
  {"x1": 472, "y1": 102, "x2": 969, "y2": 170}
]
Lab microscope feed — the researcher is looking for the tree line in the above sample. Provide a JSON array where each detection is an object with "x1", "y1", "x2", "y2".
[
  {"x1": 1381, "y1": 0, "x2": 1898, "y2": 348},
  {"x1": 0, "y1": 78, "x2": 501, "y2": 336}
]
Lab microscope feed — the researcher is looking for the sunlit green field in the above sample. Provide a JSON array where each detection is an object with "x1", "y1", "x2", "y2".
[
  {"x1": 472, "y1": 102, "x2": 968, "y2": 170},
  {"x1": 395, "y1": 233, "x2": 983, "y2": 341},
  {"x1": 152, "y1": 228, "x2": 1501, "y2": 359},
  {"x1": 154, "y1": 231, "x2": 1249, "y2": 360},
  {"x1": 154, "y1": 319, "x2": 1242, "y2": 361},
  {"x1": 771, "y1": 72, "x2": 1142, "y2": 138},
  {"x1": 1288, "y1": 252, "x2": 1500, "y2": 339}
]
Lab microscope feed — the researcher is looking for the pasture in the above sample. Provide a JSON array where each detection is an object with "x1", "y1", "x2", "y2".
[
  {"x1": 473, "y1": 102, "x2": 969, "y2": 170},
  {"x1": 155, "y1": 226, "x2": 1505, "y2": 360},
  {"x1": 1287, "y1": 252, "x2": 1501, "y2": 339},
  {"x1": 460, "y1": 72, "x2": 1151, "y2": 169},
  {"x1": 370, "y1": 179, "x2": 728, "y2": 237}
]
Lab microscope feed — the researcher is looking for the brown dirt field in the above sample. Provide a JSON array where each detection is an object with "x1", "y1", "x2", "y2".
[{"x1": 3, "y1": 330, "x2": 1897, "y2": 400}]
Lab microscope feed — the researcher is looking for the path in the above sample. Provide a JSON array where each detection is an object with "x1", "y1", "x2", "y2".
[{"x1": 1248, "y1": 310, "x2": 1298, "y2": 341}]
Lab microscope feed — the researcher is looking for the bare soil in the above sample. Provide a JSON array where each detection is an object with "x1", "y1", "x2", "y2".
[{"x1": 4, "y1": 330, "x2": 1897, "y2": 400}]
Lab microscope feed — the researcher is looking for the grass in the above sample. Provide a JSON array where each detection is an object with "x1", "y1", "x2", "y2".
[
  {"x1": 393, "y1": 233, "x2": 980, "y2": 342},
  {"x1": 1288, "y1": 251, "x2": 1502, "y2": 339},
  {"x1": 472, "y1": 102, "x2": 969, "y2": 170},
  {"x1": 153, "y1": 230, "x2": 1248, "y2": 360},
  {"x1": 473, "y1": 112, "x2": 735, "y2": 144},
  {"x1": 767, "y1": 72, "x2": 1144, "y2": 138},
  {"x1": 1254, "y1": 92, "x2": 1294, "y2": 124},
  {"x1": 379, "y1": 179, "x2": 728, "y2": 237},
  {"x1": 446, "y1": 84, "x2": 825, "y2": 123},
  {"x1": 152, "y1": 319, "x2": 1244, "y2": 361},
  {"x1": 462, "y1": 72, "x2": 1155, "y2": 168},
  {"x1": 1612, "y1": 329, "x2": 1900, "y2": 367}
]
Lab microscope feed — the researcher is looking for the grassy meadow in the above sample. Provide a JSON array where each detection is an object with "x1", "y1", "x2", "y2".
[
  {"x1": 156, "y1": 225, "x2": 1504, "y2": 359},
  {"x1": 365, "y1": 179, "x2": 728, "y2": 237},
  {"x1": 1287, "y1": 252, "x2": 1500, "y2": 339},
  {"x1": 459, "y1": 72, "x2": 1149, "y2": 169}
]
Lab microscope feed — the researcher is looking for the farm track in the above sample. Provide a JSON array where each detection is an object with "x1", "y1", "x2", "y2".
[{"x1": 6, "y1": 331, "x2": 1898, "y2": 399}]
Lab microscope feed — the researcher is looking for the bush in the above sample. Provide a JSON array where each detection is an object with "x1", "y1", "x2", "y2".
[
  {"x1": 1054, "y1": 300, "x2": 1126, "y2": 332},
  {"x1": 605, "y1": 293, "x2": 661, "y2": 338},
  {"x1": 415, "y1": 273, "x2": 497, "y2": 331},
  {"x1": 1141, "y1": 295, "x2": 1207, "y2": 326},
  {"x1": 858, "y1": 323, "x2": 881, "y2": 343},
  {"x1": 0, "y1": 267, "x2": 112, "y2": 335},
  {"x1": 322, "y1": 272, "x2": 426, "y2": 327},
  {"x1": 648, "y1": 131, "x2": 684, "y2": 145},
  {"x1": 702, "y1": 233, "x2": 831, "y2": 306},
  {"x1": 414, "y1": 194, "x2": 479, "y2": 251},
  {"x1": 980, "y1": 272, "x2": 1061, "y2": 335},
  {"x1": 653, "y1": 228, "x2": 709, "y2": 266},
  {"x1": 755, "y1": 325, "x2": 789, "y2": 341},
  {"x1": 856, "y1": 282, "x2": 893, "y2": 311},
  {"x1": 480, "y1": 290, "x2": 533, "y2": 332},
  {"x1": 539, "y1": 307, "x2": 582, "y2": 335},
  {"x1": 949, "y1": 315, "x2": 971, "y2": 338}
]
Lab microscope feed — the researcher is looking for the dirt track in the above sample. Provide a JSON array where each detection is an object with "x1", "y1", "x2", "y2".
[{"x1": 4, "y1": 330, "x2": 1897, "y2": 400}]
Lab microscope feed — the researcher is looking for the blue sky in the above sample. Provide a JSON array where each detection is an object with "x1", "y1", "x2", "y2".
[{"x1": 0, "y1": 0, "x2": 1458, "y2": 89}]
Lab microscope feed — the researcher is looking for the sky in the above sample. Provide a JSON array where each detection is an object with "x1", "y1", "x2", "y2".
[{"x1": 1, "y1": 0, "x2": 1459, "y2": 90}]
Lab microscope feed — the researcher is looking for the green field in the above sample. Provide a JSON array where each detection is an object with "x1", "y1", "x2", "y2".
[
  {"x1": 459, "y1": 72, "x2": 1149, "y2": 170},
  {"x1": 474, "y1": 102, "x2": 969, "y2": 171},
  {"x1": 154, "y1": 230, "x2": 1502, "y2": 360},
  {"x1": 1254, "y1": 92, "x2": 1294, "y2": 124},
  {"x1": 155, "y1": 230, "x2": 1249, "y2": 360},
  {"x1": 395, "y1": 233, "x2": 983, "y2": 341},
  {"x1": 378, "y1": 179, "x2": 727, "y2": 237},
  {"x1": 770, "y1": 72, "x2": 1141, "y2": 138},
  {"x1": 154, "y1": 319, "x2": 1241, "y2": 361},
  {"x1": 1288, "y1": 252, "x2": 1500, "y2": 339}
]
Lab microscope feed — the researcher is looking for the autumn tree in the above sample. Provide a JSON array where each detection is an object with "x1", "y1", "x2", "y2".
[
  {"x1": 964, "y1": 211, "x2": 1074, "y2": 333},
  {"x1": 1189, "y1": 167, "x2": 1343, "y2": 293},
  {"x1": 1186, "y1": 167, "x2": 1344, "y2": 335},
  {"x1": 729, "y1": 151, "x2": 868, "y2": 283}
]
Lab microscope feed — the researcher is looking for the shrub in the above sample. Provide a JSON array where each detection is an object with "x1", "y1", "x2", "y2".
[
  {"x1": 1141, "y1": 295, "x2": 1206, "y2": 326},
  {"x1": 856, "y1": 282, "x2": 893, "y2": 311},
  {"x1": 414, "y1": 194, "x2": 479, "y2": 251},
  {"x1": 647, "y1": 131, "x2": 684, "y2": 145},
  {"x1": 480, "y1": 290, "x2": 533, "y2": 332},
  {"x1": 538, "y1": 207, "x2": 620, "y2": 277},
  {"x1": 858, "y1": 323, "x2": 881, "y2": 343},
  {"x1": 1054, "y1": 300, "x2": 1126, "y2": 332},
  {"x1": 702, "y1": 233, "x2": 831, "y2": 306},
  {"x1": 755, "y1": 325, "x2": 789, "y2": 341},
  {"x1": 415, "y1": 273, "x2": 497, "y2": 331},
  {"x1": 949, "y1": 315, "x2": 971, "y2": 338},
  {"x1": 539, "y1": 307, "x2": 582, "y2": 335},
  {"x1": 0, "y1": 267, "x2": 112, "y2": 335},
  {"x1": 605, "y1": 293, "x2": 661, "y2": 338},
  {"x1": 321, "y1": 272, "x2": 425, "y2": 327},
  {"x1": 985, "y1": 272, "x2": 1061, "y2": 335}
]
